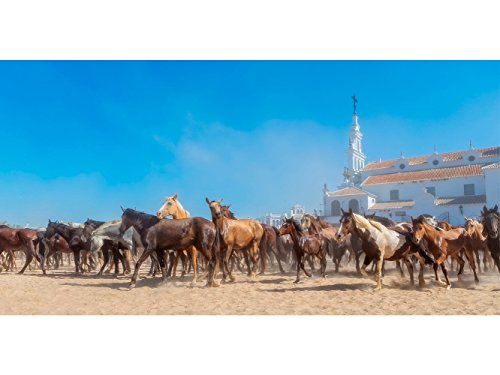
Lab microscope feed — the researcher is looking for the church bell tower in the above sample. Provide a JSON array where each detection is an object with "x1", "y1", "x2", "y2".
[{"x1": 341, "y1": 95, "x2": 366, "y2": 187}]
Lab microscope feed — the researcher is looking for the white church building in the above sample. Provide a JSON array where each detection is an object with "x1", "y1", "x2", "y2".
[{"x1": 322, "y1": 99, "x2": 500, "y2": 225}]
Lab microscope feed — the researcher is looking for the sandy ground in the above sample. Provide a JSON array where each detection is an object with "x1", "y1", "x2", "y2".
[{"x1": 1, "y1": 260, "x2": 499, "y2": 315}]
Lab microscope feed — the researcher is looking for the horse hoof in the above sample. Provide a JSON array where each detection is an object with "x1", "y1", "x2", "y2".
[
  {"x1": 446, "y1": 284, "x2": 451, "y2": 290},
  {"x1": 293, "y1": 279, "x2": 300, "y2": 284}
]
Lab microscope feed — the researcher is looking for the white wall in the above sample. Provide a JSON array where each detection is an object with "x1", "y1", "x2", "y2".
[
  {"x1": 484, "y1": 167, "x2": 500, "y2": 209},
  {"x1": 362, "y1": 175, "x2": 485, "y2": 201}
]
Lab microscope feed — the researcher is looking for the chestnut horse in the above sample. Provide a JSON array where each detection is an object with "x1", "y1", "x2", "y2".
[
  {"x1": 278, "y1": 217, "x2": 327, "y2": 283},
  {"x1": 120, "y1": 208, "x2": 218, "y2": 288},
  {"x1": 480, "y1": 205, "x2": 500, "y2": 272},
  {"x1": 221, "y1": 204, "x2": 286, "y2": 275},
  {"x1": 156, "y1": 193, "x2": 200, "y2": 283},
  {"x1": 338, "y1": 209, "x2": 428, "y2": 290},
  {"x1": 411, "y1": 215, "x2": 479, "y2": 288},
  {"x1": 464, "y1": 217, "x2": 493, "y2": 273},
  {"x1": 0, "y1": 226, "x2": 40, "y2": 274},
  {"x1": 205, "y1": 198, "x2": 263, "y2": 282}
]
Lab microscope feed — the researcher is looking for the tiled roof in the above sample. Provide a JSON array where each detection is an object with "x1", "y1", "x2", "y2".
[
  {"x1": 435, "y1": 195, "x2": 487, "y2": 206},
  {"x1": 368, "y1": 200, "x2": 415, "y2": 210},
  {"x1": 363, "y1": 146, "x2": 499, "y2": 171},
  {"x1": 326, "y1": 187, "x2": 375, "y2": 197},
  {"x1": 361, "y1": 164, "x2": 484, "y2": 186}
]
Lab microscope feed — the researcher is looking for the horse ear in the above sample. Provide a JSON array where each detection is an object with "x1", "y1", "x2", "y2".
[
  {"x1": 341, "y1": 208, "x2": 345, "y2": 215},
  {"x1": 410, "y1": 216, "x2": 414, "y2": 222},
  {"x1": 173, "y1": 192, "x2": 178, "y2": 200},
  {"x1": 219, "y1": 198, "x2": 223, "y2": 204},
  {"x1": 482, "y1": 205, "x2": 488, "y2": 214},
  {"x1": 349, "y1": 208, "x2": 353, "y2": 214},
  {"x1": 205, "y1": 197, "x2": 211, "y2": 205},
  {"x1": 120, "y1": 206, "x2": 125, "y2": 212},
  {"x1": 494, "y1": 204, "x2": 498, "y2": 212},
  {"x1": 227, "y1": 204, "x2": 231, "y2": 208}
]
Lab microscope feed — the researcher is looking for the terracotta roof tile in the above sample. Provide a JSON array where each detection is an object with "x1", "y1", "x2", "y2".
[
  {"x1": 363, "y1": 146, "x2": 499, "y2": 171},
  {"x1": 327, "y1": 187, "x2": 374, "y2": 197},
  {"x1": 361, "y1": 164, "x2": 484, "y2": 186}
]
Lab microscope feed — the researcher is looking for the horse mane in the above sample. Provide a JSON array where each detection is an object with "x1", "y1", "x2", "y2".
[
  {"x1": 123, "y1": 208, "x2": 160, "y2": 230},
  {"x1": 353, "y1": 213, "x2": 385, "y2": 232},
  {"x1": 286, "y1": 218, "x2": 303, "y2": 235}
]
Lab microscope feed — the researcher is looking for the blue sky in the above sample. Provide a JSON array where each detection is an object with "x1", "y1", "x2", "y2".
[{"x1": 0, "y1": 61, "x2": 499, "y2": 226}]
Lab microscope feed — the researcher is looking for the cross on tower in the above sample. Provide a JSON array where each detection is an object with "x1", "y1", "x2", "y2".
[{"x1": 351, "y1": 94, "x2": 358, "y2": 114}]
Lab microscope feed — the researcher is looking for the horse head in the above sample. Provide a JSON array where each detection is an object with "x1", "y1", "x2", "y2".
[
  {"x1": 157, "y1": 192, "x2": 184, "y2": 219},
  {"x1": 337, "y1": 208, "x2": 354, "y2": 240},
  {"x1": 205, "y1": 197, "x2": 223, "y2": 221}
]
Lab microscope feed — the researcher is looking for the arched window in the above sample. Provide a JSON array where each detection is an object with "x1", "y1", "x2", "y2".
[
  {"x1": 348, "y1": 199, "x2": 359, "y2": 213},
  {"x1": 331, "y1": 200, "x2": 341, "y2": 216}
]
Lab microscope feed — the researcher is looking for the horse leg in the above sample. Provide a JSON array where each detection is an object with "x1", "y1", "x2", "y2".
[
  {"x1": 403, "y1": 257, "x2": 414, "y2": 285},
  {"x1": 242, "y1": 248, "x2": 253, "y2": 277},
  {"x1": 130, "y1": 247, "x2": 157, "y2": 287},
  {"x1": 440, "y1": 262, "x2": 451, "y2": 289},
  {"x1": 454, "y1": 254, "x2": 466, "y2": 280},
  {"x1": 396, "y1": 260, "x2": 405, "y2": 278},
  {"x1": 294, "y1": 253, "x2": 302, "y2": 283},
  {"x1": 373, "y1": 252, "x2": 384, "y2": 291},
  {"x1": 18, "y1": 250, "x2": 33, "y2": 274},
  {"x1": 224, "y1": 246, "x2": 235, "y2": 282},
  {"x1": 464, "y1": 248, "x2": 479, "y2": 283}
]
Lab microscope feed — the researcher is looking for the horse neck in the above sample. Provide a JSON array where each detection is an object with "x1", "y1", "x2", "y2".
[{"x1": 172, "y1": 202, "x2": 190, "y2": 219}]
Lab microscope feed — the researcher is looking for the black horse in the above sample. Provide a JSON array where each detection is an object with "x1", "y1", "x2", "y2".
[
  {"x1": 119, "y1": 208, "x2": 219, "y2": 287},
  {"x1": 44, "y1": 221, "x2": 86, "y2": 274},
  {"x1": 481, "y1": 205, "x2": 500, "y2": 273}
]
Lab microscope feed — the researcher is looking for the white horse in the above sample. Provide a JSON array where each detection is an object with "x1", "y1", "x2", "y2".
[{"x1": 90, "y1": 220, "x2": 143, "y2": 275}]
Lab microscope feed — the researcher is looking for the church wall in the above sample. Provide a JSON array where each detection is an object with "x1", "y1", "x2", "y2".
[
  {"x1": 363, "y1": 175, "x2": 485, "y2": 201},
  {"x1": 484, "y1": 167, "x2": 500, "y2": 208}
]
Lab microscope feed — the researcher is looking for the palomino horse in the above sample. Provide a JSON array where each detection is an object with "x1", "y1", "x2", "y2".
[
  {"x1": 278, "y1": 217, "x2": 327, "y2": 283},
  {"x1": 480, "y1": 205, "x2": 500, "y2": 272},
  {"x1": 337, "y1": 209, "x2": 427, "y2": 290},
  {"x1": 0, "y1": 225, "x2": 40, "y2": 274},
  {"x1": 411, "y1": 215, "x2": 479, "y2": 288},
  {"x1": 220, "y1": 204, "x2": 286, "y2": 275},
  {"x1": 205, "y1": 198, "x2": 263, "y2": 282},
  {"x1": 120, "y1": 208, "x2": 218, "y2": 287},
  {"x1": 464, "y1": 217, "x2": 493, "y2": 273},
  {"x1": 156, "y1": 193, "x2": 201, "y2": 283}
]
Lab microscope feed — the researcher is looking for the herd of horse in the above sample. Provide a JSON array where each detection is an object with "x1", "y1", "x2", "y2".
[{"x1": 0, "y1": 193, "x2": 499, "y2": 291}]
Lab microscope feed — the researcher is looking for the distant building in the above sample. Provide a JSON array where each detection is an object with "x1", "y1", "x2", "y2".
[
  {"x1": 258, "y1": 204, "x2": 306, "y2": 227},
  {"x1": 322, "y1": 98, "x2": 500, "y2": 225}
]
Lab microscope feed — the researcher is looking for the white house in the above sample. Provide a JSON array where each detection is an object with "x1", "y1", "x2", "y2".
[
  {"x1": 323, "y1": 102, "x2": 499, "y2": 225},
  {"x1": 259, "y1": 204, "x2": 306, "y2": 227}
]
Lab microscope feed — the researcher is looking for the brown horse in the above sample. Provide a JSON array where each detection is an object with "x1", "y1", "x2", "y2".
[
  {"x1": 278, "y1": 217, "x2": 327, "y2": 283},
  {"x1": 157, "y1": 192, "x2": 200, "y2": 283},
  {"x1": 0, "y1": 226, "x2": 40, "y2": 274},
  {"x1": 412, "y1": 215, "x2": 479, "y2": 288},
  {"x1": 464, "y1": 217, "x2": 493, "y2": 273},
  {"x1": 206, "y1": 198, "x2": 263, "y2": 282},
  {"x1": 220, "y1": 204, "x2": 286, "y2": 275},
  {"x1": 121, "y1": 208, "x2": 218, "y2": 288}
]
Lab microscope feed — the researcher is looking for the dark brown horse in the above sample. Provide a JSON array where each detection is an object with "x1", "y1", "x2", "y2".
[
  {"x1": 412, "y1": 215, "x2": 479, "y2": 288},
  {"x1": 206, "y1": 199, "x2": 263, "y2": 282},
  {"x1": 278, "y1": 217, "x2": 327, "y2": 283},
  {"x1": 480, "y1": 205, "x2": 500, "y2": 272},
  {"x1": 0, "y1": 226, "x2": 40, "y2": 274},
  {"x1": 120, "y1": 208, "x2": 218, "y2": 287},
  {"x1": 44, "y1": 221, "x2": 86, "y2": 274}
]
